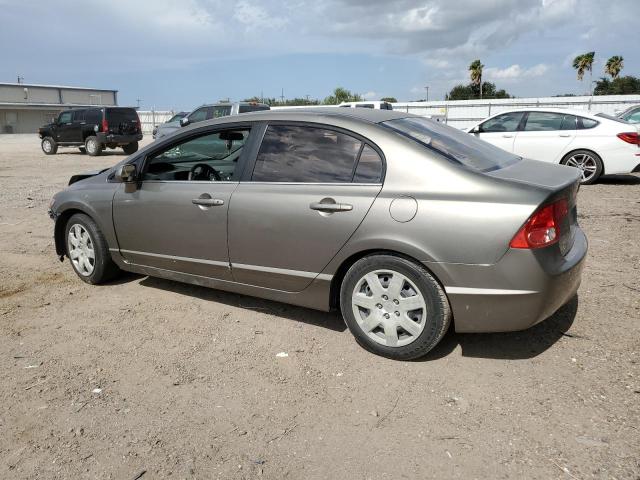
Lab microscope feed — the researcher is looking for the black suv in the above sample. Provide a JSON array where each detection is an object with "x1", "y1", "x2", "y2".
[{"x1": 38, "y1": 107, "x2": 143, "y2": 156}]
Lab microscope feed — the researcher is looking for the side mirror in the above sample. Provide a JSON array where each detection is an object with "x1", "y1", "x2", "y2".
[
  {"x1": 180, "y1": 117, "x2": 190, "y2": 127},
  {"x1": 114, "y1": 163, "x2": 137, "y2": 183},
  {"x1": 470, "y1": 125, "x2": 481, "y2": 134}
]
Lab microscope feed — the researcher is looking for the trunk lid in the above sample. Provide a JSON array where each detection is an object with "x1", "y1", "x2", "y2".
[{"x1": 488, "y1": 159, "x2": 581, "y2": 256}]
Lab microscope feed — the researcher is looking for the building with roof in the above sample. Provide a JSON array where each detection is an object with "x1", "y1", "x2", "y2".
[{"x1": 0, "y1": 82, "x2": 118, "y2": 134}]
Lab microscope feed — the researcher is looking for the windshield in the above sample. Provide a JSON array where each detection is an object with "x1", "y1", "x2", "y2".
[
  {"x1": 382, "y1": 117, "x2": 521, "y2": 172},
  {"x1": 168, "y1": 113, "x2": 187, "y2": 123},
  {"x1": 595, "y1": 112, "x2": 631, "y2": 124},
  {"x1": 106, "y1": 108, "x2": 138, "y2": 124}
]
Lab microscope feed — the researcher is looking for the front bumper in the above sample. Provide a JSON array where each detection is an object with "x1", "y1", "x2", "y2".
[
  {"x1": 433, "y1": 228, "x2": 588, "y2": 333},
  {"x1": 96, "y1": 132, "x2": 143, "y2": 145}
]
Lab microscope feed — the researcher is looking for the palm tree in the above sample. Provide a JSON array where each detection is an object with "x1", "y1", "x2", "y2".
[
  {"x1": 605, "y1": 56, "x2": 624, "y2": 79},
  {"x1": 469, "y1": 59, "x2": 484, "y2": 99},
  {"x1": 573, "y1": 52, "x2": 595, "y2": 94}
]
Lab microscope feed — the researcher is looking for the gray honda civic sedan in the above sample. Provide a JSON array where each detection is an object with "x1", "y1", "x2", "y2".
[{"x1": 48, "y1": 108, "x2": 587, "y2": 359}]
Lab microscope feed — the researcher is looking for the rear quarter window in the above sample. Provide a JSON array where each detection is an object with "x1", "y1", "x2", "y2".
[
  {"x1": 238, "y1": 105, "x2": 269, "y2": 113},
  {"x1": 383, "y1": 117, "x2": 520, "y2": 172}
]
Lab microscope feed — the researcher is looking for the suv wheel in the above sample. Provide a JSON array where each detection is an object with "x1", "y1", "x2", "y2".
[
  {"x1": 41, "y1": 137, "x2": 58, "y2": 155},
  {"x1": 340, "y1": 255, "x2": 451, "y2": 360},
  {"x1": 65, "y1": 213, "x2": 120, "y2": 284},
  {"x1": 85, "y1": 136, "x2": 103, "y2": 156},
  {"x1": 122, "y1": 142, "x2": 139, "y2": 155}
]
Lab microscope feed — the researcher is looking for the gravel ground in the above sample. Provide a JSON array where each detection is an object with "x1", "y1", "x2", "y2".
[{"x1": 0, "y1": 135, "x2": 639, "y2": 479}]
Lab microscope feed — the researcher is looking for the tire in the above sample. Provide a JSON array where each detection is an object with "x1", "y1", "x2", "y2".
[
  {"x1": 340, "y1": 254, "x2": 451, "y2": 360},
  {"x1": 41, "y1": 137, "x2": 58, "y2": 155},
  {"x1": 65, "y1": 213, "x2": 120, "y2": 284},
  {"x1": 561, "y1": 149, "x2": 603, "y2": 185},
  {"x1": 78, "y1": 147, "x2": 86, "y2": 154},
  {"x1": 85, "y1": 136, "x2": 103, "y2": 157},
  {"x1": 122, "y1": 142, "x2": 139, "y2": 155}
]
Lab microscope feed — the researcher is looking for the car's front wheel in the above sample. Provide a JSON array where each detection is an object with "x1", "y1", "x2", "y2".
[
  {"x1": 340, "y1": 254, "x2": 451, "y2": 360},
  {"x1": 122, "y1": 142, "x2": 139, "y2": 155},
  {"x1": 85, "y1": 136, "x2": 103, "y2": 156},
  {"x1": 41, "y1": 137, "x2": 58, "y2": 155},
  {"x1": 65, "y1": 213, "x2": 120, "y2": 284}
]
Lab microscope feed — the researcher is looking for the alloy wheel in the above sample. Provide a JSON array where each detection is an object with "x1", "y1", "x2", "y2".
[
  {"x1": 351, "y1": 269, "x2": 427, "y2": 347},
  {"x1": 42, "y1": 139, "x2": 52, "y2": 153},
  {"x1": 68, "y1": 224, "x2": 95, "y2": 276},
  {"x1": 565, "y1": 153, "x2": 597, "y2": 182}
]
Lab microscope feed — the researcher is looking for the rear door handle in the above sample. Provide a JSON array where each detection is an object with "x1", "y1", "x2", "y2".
[
  {"x1": 192, "y1": 198, "x2": 224, "y2": 207},
  {"x1": 559, "y1": 133, "x2": 571, "y2": 137},
  {"x1": 310, "y1": 202, "x2": 353, "y2": 212},
  {"x1": 502, "y1": 134, "x2": 513, "y2": 138}
]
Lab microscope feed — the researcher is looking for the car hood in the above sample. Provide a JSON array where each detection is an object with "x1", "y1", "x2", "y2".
[
  {"x1": 68, "y1": 168, "x2": 111, "y2": 186},
  {"x1": 487, "y1": 158, "x2": 581, "y2": 190}
]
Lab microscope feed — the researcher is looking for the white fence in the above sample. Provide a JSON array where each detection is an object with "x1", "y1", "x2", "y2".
[
  {"x1": 392, "y1": 95, "x2": 640, "y2": 130},
  {"x1": 137, "y1": 110, "x2": 174, "y2": 134}
]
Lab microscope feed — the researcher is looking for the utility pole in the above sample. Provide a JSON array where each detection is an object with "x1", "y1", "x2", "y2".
[
  {"x1": 424, "y1": 85, "x2": 429, "y2": 102},
  {"x1": 280, "y1": 88, "x2": 285, "y2": 104},
  {"x1": 17, "y1": 75, "x2": 24, "y2": 84},
  {"x1": 136, "y1": 98, "x2": 142, "y2": 109}
]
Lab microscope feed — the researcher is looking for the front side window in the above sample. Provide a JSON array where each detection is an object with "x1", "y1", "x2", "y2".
[
  {"x1": 252, "y1": 125, "x2": 363, "y2": 183},
  {"x1": 523, "y1": 112, "x2": 566, "y2": 131},
  {"x1": 59, "y1": 111, "x2": 72, "y2": 124},
  {"x1": 480, "y1": 112, "x2": 524, "y2": 133},
  {"x1": 188, "y1": 107, "x2": 209, "y2": 123},
  {"x1": 384, "y1": 116, "x2": 520, "y2": 172},
  {"x1": 144, "y1": 128, "x2": 249, "y2": 182}
]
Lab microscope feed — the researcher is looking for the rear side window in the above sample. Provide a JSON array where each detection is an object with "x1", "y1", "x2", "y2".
[
  {"x1": 578, "y1": 117, "x2": 599, "y2": 129},
  {"x1": 211, "y1": 106, "x2": 232, "y2": 118},
  {"x1": 523, "y1": 112, "x2": 565, "y2": 131},
  {"x1": 238, "y1": 104, "x2": 269, "y2": 113},
  {"x1": 85, "y1": 109, "x2": 101, "y2": 124},
  {"x1": 384, "y1": 117, "x2": 520, "y2": 173},
  {"x1": 72, "y1": 110, "x2": 84, "y2": 122},
  {"x1": 560, "y1": 114, "x2": 577, "y2": 130},
  {"x1": 252, "y1": 125, "x2": 362, "y2": 183},
  {"x1": 354, "y1": 145, "x2": 383, "y2": 183},
  {"x1": 355, "y1": 104, "x2": 374, "y2": 109},
  {"x1": 480, "y1": 112, "x2": 524, "y2": 132}
]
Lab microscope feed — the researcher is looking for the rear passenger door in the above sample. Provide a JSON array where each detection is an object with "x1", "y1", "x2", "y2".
[
  {"x1": 228, "y1": 123, "x2": 384, "y2": 292},
  {"x1": 512, "y1": 111, "x2": 577, "y2": 163}
]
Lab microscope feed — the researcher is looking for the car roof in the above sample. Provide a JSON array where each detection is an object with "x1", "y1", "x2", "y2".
[
  {"x1": 485, "y1": 107, "x2": 603, "y2": 119},
  {"x1": 198, "y1": 102, "x2": 270, "y2": 107},
  {"x1": 191, "y1": 107, "x2": 412, "y2": 128}
]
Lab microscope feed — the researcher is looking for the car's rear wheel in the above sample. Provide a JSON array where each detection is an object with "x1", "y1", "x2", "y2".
[
  {"x1": 85, "y1": 136, "x2": 103, "y2": 156},
  {"x1": 561, "y1": 150, "x2": 603, "y2": 185},
  {"x1": 65, "y1": 213, "x2": 120, "y2": 284},
  {"x1": 41, "y1": 137, "x2": 57, "y2": 155},
  {"x1": 122, "y1": 142, "x2": 138, "y2": 155},
  {"x1": 340, "y1": 255, "x2": 451, "y2": 360}
]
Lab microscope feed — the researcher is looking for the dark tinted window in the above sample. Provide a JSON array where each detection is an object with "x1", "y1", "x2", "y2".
[
  {"x1": 105, "y1": 108, "x2": 138, "y2": 124},
  {"x1": 523, "y1": 112, "x2": 565, "y2": 131},
  {"x1": 579, "y1": 117, "x2": 599, "y2": 129},
  {"x1": 188, "y1": 107, "x2": 209, "y2": 123},
  {"x1": 72, "y1": 110, "x2": 84, "y2": 122},
  {"x1": 560, "y1": 114, "x2": 577, "y2": 130},
  {"x1": 354, "y1": 145, "x2": 383, "y2": 183},
  {"x1": 381, "y1": 102, "x2": 393, "y2": 110},
  {"x1": 168, "y1": 112, "x2": 187, "y2": 123},
  {"x1": 252, "y1": 125, "x2": 362, "y2": 183},
  {"x1": 625, "y1": 110, "x2": 640, "y2": 123},
  {"x1": 238, "y1": 104, "x2": 269, "y2": 113},
  {"x1": 211, "y1": 106, "x2": 232, "y2": 118},
  {"x1": 59, "y1": 111, "x2": 72, "y2": 123},
  {"x1": 480, "y1": 112, "x2": 524, "y2": 132},
  {"x1": 144, "y1": 129, "x2": 249, "y2": 182},
  {"x1": 85, "y1": 109, "x2": 101, "y2": 124},
  {"x1": 384, "y1": 117, "x2": 520, "y2": 172},
  {"x1": 355, "y1": 104, "x2": 374, "y2": 109}
]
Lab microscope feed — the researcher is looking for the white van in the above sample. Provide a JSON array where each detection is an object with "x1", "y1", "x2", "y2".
[{"x1": 339, "y1": 101, "x2": 393, "y2": 110}]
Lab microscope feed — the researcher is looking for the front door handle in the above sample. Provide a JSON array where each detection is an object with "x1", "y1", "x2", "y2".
[
  {"x1": 558, "y1": 133, "x2": 571, "y2": 137},
  {"x1": 502, "y1": 134, "x2": 513, "y2": 138},
  {"x1": 310, "y1": 202, "x2": 353, "y2": 212},
  {"x1": 192, "y1": 197, "x2": 224, "y2": 207}
]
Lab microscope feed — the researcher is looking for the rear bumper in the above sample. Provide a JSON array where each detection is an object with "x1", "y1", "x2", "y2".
[
  {"x1": 432, "y1": 228, "x2": 588, "y2": 333},
  {"x1": 601, "y1": 146, "x2": 640, "y2": 175},
  {"x1": 96, "y1": 132, "x2": 143, "y2": 145}
]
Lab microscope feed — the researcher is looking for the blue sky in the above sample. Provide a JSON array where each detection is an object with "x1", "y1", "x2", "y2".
[{"x1": 1, "y1": 0, "x2": 638, "y2": 110}]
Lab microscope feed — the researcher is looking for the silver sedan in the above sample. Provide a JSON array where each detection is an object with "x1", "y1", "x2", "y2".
[{"x1": 48, "y1": 108, "x2": 587, "y2": 359}]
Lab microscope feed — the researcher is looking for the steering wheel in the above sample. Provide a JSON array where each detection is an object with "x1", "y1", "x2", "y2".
[{"x1": 188, "y1": 163, "x2": 221, "y2": 181}]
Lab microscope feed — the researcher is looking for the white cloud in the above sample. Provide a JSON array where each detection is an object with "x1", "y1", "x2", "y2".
[
  {"x1": 233, "y1": 0, "x2": 288, "y2": 29},
  {"x1": 485, "y1": 64, "x2": 550, "y2": 81},
  {"x1": 362, "y1": 91, "x2": 377, "y2": 100}
]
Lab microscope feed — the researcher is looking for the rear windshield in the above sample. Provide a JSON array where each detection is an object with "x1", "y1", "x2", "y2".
[
  {"x1": 382, "y1": 117, "x2": 520, "y2": 172},
  {"x1": 238, "y1": 104, "x2": 270, "y2": 113},
  {"x1": 106, "y1": 108, "x2": 139, "y2": 124},
  {"x1": 595, "y1": 112, "x2": 630, "y2": 124}
]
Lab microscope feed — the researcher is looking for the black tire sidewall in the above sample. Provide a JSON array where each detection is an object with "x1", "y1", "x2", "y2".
[
  {"x1": 123, "y1": 142, "x2": 138, "y2": 154},
  {"x1": 340, "y1": 255, "x2": 450, "y2": 360},
  {"x1": 41, "y1": 137, "x2": 57, "y2": 155},
  {"x1": 561, "y1": 149, "x2": 603, "y2": 185},
  {"x1": 65, "y1": 213, "x2": 117, "y2": 284}
]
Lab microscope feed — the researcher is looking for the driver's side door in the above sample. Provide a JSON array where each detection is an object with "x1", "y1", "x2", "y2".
[
  {"x1": 473, "y1": 111, "x2": 525, "y2": 153},
  {"x1": 112, "y1": 125, "x2": 252, "y2": 280}
]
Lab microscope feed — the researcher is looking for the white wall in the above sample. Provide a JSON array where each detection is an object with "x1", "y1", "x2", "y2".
[{"x1": 137, "y1": 110, "x2": 174, "y2": 134}]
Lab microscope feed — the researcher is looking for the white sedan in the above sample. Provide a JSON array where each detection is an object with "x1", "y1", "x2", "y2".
[{"x1": 468, "y1": 108, "x2": 640, "y2": 184}]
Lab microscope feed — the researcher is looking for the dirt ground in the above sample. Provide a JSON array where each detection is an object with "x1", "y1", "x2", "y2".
[{"x1": 0, "y1": 135, "x2": 638, "y2": 480}]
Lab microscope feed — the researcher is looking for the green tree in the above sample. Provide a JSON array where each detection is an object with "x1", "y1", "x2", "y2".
[
  {"x1": 323, "y1": 87, "x2": 363, "y2": 105},
  {"x1": 604, "y1": 55, "x2": 624, "y2": 79},
  {"x1": 469, "y1": 59, "x2": 484, "y2": 98},
  {"x1": 573, "y1": 51, "x2": 595, "y2": 93},
  {"x1": 446, "y1": 82, "x2": 510, "y2": 100},
  {"x1": 593, "y1": 75, "x2": 640, "y2": 95},
  {"x1": 380, "y1": 97, "x2": 397, "y2": 103}
]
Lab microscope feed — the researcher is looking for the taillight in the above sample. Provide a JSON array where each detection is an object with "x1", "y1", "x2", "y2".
[
  {"x1": 136, "y1": 117, "x2": 141, "y2": 133},
  {"x1": 617, "y1": 132, "x2": 639, "y2": 144},
  {"x1": 101, "y1": 118, "x2": 109, "y2": 132},
  {"x1": 510, "y1": 198, "x2": 569, "y2": 249}
]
